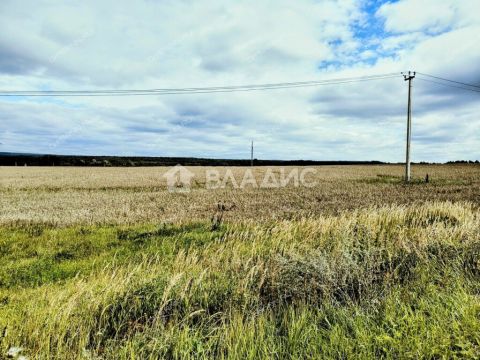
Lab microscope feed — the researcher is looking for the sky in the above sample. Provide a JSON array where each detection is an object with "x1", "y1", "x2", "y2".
[{"x1": 0, "y1": 0, "x2": 479, "y2": 162}]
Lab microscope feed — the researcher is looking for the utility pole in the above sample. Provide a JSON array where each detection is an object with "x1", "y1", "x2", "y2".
[
  {"x1": 250, "y1": 140, "x2": 254, "y2": 167},
  {"x1": 403, "y1": 71, "x2": 415, "y2": 182}
]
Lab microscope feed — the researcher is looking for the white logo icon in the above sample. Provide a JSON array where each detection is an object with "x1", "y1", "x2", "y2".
[{"x1": 163, "y1": 165, "x2": 195, "y2": 192}]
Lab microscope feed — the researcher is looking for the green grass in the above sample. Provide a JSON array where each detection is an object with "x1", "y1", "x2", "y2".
[{"x1": 1, "y1": 202, "x2": 479, "y2": 359}]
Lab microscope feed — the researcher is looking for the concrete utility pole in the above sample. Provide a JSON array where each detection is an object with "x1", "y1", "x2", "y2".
[
  {"x1": 250, "y1": 140, "x2": 254, "y2": 167},
  {"x1": 403, "y1": 71, "x2": 415, "y2": 182}
]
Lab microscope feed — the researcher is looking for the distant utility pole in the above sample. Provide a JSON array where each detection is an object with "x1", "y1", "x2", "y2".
[
  {"x1": 250, "y1": 140, "x2": 254, "y2": 167},
  {"x1": 403, "y1": 71, "x2": 415, "y2": 182}
]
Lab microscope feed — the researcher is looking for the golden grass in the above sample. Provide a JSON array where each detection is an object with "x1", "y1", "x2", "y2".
[
  {"x1": 0, "y1": 164, "x2": 478, "y2": 226},
  {"x1": 0, "y1": 201, "x2": 479, "y2": 358},
  {"x1": 1, "y1": 165, "x2": 480, "y2": 358}
]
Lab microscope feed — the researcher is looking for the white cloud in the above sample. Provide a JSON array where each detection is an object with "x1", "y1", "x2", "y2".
[
  {"x1": 376, "y1": 0, "x2": 479, "y2": 34},
  {"x1": 0, "y1": 0, "x2": 479, "y2": 162}
]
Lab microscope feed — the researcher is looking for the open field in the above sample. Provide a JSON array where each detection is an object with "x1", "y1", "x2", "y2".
[
  {"x1": 1, "y1": 164, "x2": 479, "y2": 225},
  {"x1": 1, "y1": 165, "x2": 479, "y2": 358}
]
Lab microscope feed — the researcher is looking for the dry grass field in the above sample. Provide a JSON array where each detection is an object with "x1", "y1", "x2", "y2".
[
  {"x1": 1, "y1": 164, "x2": 479, "y2": 225},
  {"x1": 0, "y1": 164, "x2": 479, "y2": 359}
]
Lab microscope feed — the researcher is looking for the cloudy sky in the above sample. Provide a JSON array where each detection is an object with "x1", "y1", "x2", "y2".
[{"x1": 0, "y1": 0, "x2": 479, "y2": 161}]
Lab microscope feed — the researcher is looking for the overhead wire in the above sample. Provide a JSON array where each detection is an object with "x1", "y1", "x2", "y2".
[
  {"x1": 1, "y1": 71, "x2": 479, "y2": 97},
  {"x1": 0, "y1": 73, "x2": 400, "y2": 97},
  {"x1": 416, "y1": 77, "x2": 480, "y2": 93},
  {"x1": 416, "y1": 72, "x2": 480, "y2": 90}
]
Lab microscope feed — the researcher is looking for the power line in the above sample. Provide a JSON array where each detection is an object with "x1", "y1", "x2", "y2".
[
  {"x1": 0, "y1": 73, "x2": 401, "y2": 97},
  {"x1": 416, "y1": 72, "x2": 480, "y2": 90},
  {"x1": 2, "y1": 71, "x2": 479, "y2": 97},
  {"x1": 403, "y1": 71, "x2": 415, "y2": 182},
  {"x1": 416, "y1": 77, "x2": 480, "y2": 93},
  {"x1": 0, "y1": 73, "x2": 401, "y2": 94},
  {"x1": 0, "y1": 76, "x2": 400, "y2": 97}
]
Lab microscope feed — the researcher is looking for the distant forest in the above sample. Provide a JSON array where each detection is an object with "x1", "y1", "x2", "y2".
[{"x1": 0, "y1": 153, "x2": 477, "y2": 167}]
